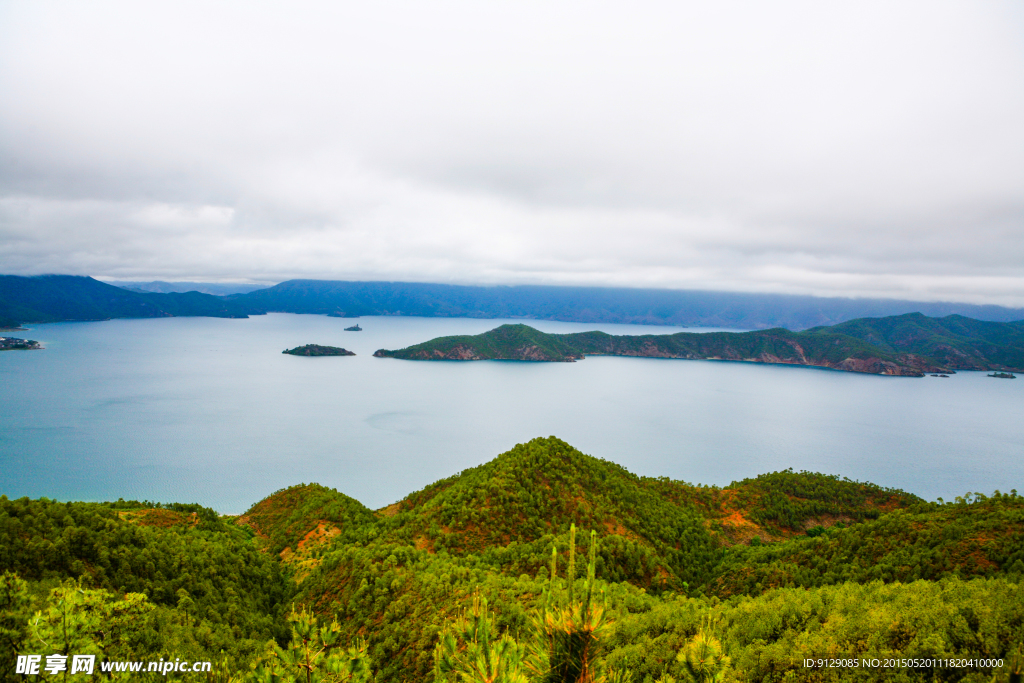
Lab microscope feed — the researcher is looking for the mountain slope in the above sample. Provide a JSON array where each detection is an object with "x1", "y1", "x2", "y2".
[
  {"x1": 245, "y1": 437, "x2": 920, "y2": 592},
  {"x1": 237, "y1": 438, "x2": 1012, "y2": 682},
  {"x1": 810, "y1": 312, "x2": 1024, "y2": 371},
  {"x1": 374, "y1": 436, "x2": 721, "y2": 588},
  {"x1": 0, "y1": 275, "x2": 259, "y2": 326},
  {"x1": 4, "y1": 437, "x2": 1022, "y2": 683},
  {"x1": 708, "y1": 491, "x2": 1024, "y2": 597}
]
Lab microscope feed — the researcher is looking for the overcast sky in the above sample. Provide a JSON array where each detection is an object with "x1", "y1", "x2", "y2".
[{"x1": 1, "y1": 2, "x2": 1023, "y2": 305}]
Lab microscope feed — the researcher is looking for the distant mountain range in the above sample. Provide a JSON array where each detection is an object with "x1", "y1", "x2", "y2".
[
  {"x1": 102, "y1": 280, "x2": 269, "y2": 296},
  {"x1": 3, "y1": 274, "x2": 1023, "y2": 331},
  {"x1": 0, "y1": 274, "x2": 257, "y2": 328},
  {"x1": 224, "y1": 279, "x2": 1024, "y2": 329},
  {"x1": 374, "y1": 315, "x2": 1024, "y2": 376}
]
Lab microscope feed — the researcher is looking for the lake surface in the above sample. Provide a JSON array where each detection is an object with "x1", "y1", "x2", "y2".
[{"x1": 1, "y1": 314, "x2": 1022, "y2": 513}]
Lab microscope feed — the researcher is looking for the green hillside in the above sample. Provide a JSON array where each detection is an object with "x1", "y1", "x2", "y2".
[
  {"x1": 2, "y1": 438, "x2": 1022, "y2": 682},
  {"x1": 0, "y1": 496, "x2": 292, "y2": 680},
  {"x1": 810, "y1": 312, "x2": 1024, "y2": 370},
  {"x1": 375, "y1": 314, "x2": 1024, "y2": 375},
  {"x1": 374, "y1": 323, "x2": 585, "y2": 361}
]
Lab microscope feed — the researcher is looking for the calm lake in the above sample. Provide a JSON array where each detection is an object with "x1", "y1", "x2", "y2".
[{"x1": 2, "y1": 313, "x2": 1022, "y2": 513}]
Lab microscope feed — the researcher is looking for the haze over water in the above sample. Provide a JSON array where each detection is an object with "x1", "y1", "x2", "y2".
[{"x1": 2, "y1": 314, "x2": 1022, "y2": 514}]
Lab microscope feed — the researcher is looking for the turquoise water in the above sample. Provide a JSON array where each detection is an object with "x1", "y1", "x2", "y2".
[{"x1": 1, "y1": 314, "x2": 1022, "y2": 513}]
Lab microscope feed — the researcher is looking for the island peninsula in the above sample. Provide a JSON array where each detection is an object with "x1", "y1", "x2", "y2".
[{"x1": 373, "y1": 313, "x2": 1024, "y2": 376}]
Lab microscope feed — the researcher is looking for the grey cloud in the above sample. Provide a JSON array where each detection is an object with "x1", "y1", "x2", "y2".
[{"x1": 1, "y1": 1, "x2": 1023, "y2": 305}]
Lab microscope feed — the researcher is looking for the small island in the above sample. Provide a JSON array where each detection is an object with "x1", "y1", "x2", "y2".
[
  {"x1": 282, "y1": 344, "x2": 355, "y2": 357},
  {"x1": 345, "y1": 324, "x2": 362, "y2": 331},
  {"x1": 988, "y1": 372, "x2": 1016, "y2": 379},
  {"x1": 0, "y1": 336, "x2": 42, "y2": 351}
]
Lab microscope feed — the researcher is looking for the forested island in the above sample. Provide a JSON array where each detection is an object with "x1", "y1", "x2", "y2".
[
  {"x1": 2, "y1": 437, "x2": 1022, "y2": 682},
  {"x1": 374, "y1": 313, "x2": 1024, "y2": 376},
  {"x1": 282, "y1": 344, "x2": 355, "y2": 356}
]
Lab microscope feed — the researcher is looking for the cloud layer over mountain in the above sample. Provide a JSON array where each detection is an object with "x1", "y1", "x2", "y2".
[{"x1": 1, "y1": 1, "x2": 1022, "y2": 304}]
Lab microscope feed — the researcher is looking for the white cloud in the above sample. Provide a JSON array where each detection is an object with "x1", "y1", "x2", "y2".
[{"x1": 1, "y1": 1, "x2": 1023, "y2": 303}]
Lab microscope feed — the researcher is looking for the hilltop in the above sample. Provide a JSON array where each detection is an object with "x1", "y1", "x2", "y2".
[
  {"x1": 238, "y1": 437, "x2": 927, "y2": 596},
  {"x1": 374, "y1": 314, "x2": 1024, "y2": 375},
  {"x1": 238, "y1": 483, "x2": 377, "y2": 556},
  {"x1": 373, "y1": 323, "x2": 584, "y2": 361}
]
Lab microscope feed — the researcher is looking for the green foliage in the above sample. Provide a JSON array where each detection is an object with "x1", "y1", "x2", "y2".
[
  {"x1": 727, "y1": 468, "x2": 919, "y2": 531},
  {"x1": 0, "y1": 496, "x2": 292, "y2": 649},
  {"x1": 525, "y1": 527, "x2": 626, "y2": 683},
  {"x1": 707, "y1": 490, "x2": 1024, "y2": 597},
  {"x1": 434, "y1": 526, "x2": 631, "y2": 683},
  {"x1": 298, "y1": 540, "x2": 535, "y2": 682},
  {"x1": 603, "y1": 578, "x2": 1024, "y2": 682},
  {"x1": 4, "y1": 437, "x2": 1024, "y2": 682},
  {"x1": 375, "y1": 437, "x2": 722, "y2": 591},
  {"x1": 247, "y1": 610, "x2": 372, "y2": 683},
  {"x1": 27, "y1": 579, "x2": 154, "y2": 667},
  {"x1": 673, "y1": 628, "x2": 732, "y2": 683},
  {"x1": 0, "y1": 572, "x2": 30, "y2": 683},
  {"x1": 434, "y1": 597, "x2": 529, "y2": 683}
]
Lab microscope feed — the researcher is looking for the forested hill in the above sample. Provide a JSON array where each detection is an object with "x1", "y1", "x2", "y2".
[
  {"x1": 3, "y1": 437, "x2": 1024, "y2": 682},
  {"x1": 227, "y1": 278, "x2": 1024, "y2": 329},
  {"x1": 810, "y1": 312, "x2": 1024, "y2": 371},
  {"x1": 0, "y1": 275, "x2": 258, "y2": 327},
  {"x1": 373, "y1": 314, "x2": 1024, "y2": 375}
]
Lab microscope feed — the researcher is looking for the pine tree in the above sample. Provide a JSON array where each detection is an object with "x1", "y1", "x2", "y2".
[
  {"x1": 248, "y1": 610, "x2": 372, "y2": 683},
  {"x1": 433, "y1": 597, "x2": 528, "y2": 683},
  {"x1": 525, "y1": 525, "x2": 631, "y2": 683}
]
